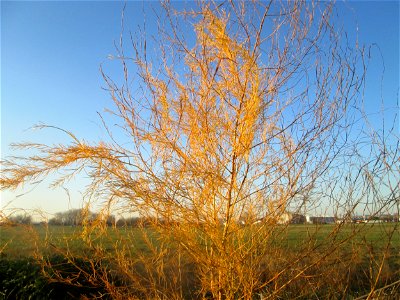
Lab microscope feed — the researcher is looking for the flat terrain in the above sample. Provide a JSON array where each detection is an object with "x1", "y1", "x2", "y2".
[
  {"x1": 1, "y1": 223, "x2": 399, "y2": 258},
  {"x1": 0, "y1": 223, "x2": 399, "y2": 299}
]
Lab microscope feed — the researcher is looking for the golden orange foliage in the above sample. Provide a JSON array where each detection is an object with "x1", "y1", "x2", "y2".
[{"x1": 1, "y1": 1, "x2": 399, "y2": 299}]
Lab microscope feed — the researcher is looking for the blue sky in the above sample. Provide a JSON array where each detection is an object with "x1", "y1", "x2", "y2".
[{"x1": 1, "y1": 1, "x2": 399, "y2": 218}]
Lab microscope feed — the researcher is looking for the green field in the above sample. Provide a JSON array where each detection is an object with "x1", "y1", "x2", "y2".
[
  {"x1": 1, "y1": 225, "x2": 148, "y2": 258},
  {"x1": 1, "y1": 223, "x2": 399, "y2": 258},
  {"x1": 1, "y1": 223, "x2": 399, "y2": 299}
]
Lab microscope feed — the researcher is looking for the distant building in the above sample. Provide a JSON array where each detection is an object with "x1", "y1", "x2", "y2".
[
  {"x1": 277, "y1": 212, "x2": 306, "y2": 224},
  {"x1": 310, "y1": 216, "x2": 335, "y2": 224},
  {"x1": 291, "y1": 214, "x2": 307, "y2": 224},
  {"x1": 306, "y1": 215, "x2": 311, "y2": 224},
  {"x1": 351, "y1": 214, "x2": 399, "y2": 223},
  {"x1": 277, "y1": 212, "x2": 292, "y2": 224}
]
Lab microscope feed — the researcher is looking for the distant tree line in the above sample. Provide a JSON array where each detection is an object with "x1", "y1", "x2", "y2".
[
  {"x1": 3, "y1": 210, "x2": 155, "y2": 227},
  {"x1": 47, "y1": 210, "x2": 163, "y2": 227},
  {"x1": 7, "y1": 214, "x2": 32, "y2": 225},
  {"x1": 48, "y1": 209, "x2": 115, "y2": 226},
  {"x1": 5, "y1": 210, "x2": 398, "y2": 227}
]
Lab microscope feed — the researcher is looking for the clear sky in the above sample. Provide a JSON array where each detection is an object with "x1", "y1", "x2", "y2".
[{"x1": 1, "y1": 1, "x2": 399, "y2": 219}]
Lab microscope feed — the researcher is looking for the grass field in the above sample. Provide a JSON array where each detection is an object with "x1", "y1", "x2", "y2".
[
  {"x1": 1, "y1": 223, "x2": 398, "y2": 258},
  {"x1": 1, "y1": 223, "x2": 399, "y2": 299}
]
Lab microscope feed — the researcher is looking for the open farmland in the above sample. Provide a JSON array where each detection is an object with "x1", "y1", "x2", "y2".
[
  {"x1": 1, "y1": 223, "x2": 399, "y2": 258},
  {"x1": 1, "y1": 223, "x2": 399, "y2": 299}
]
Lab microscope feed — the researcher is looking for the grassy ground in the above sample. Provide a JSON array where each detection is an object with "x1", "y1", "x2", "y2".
[
  {"x1": 1, "y1": 223, "x2": 398, "y2": 258},
  {"x1": 284, "y1": 222, "x2": 400, "y2": 248},
  {"x1": 1, "y1": 223, "x2": 399, "y2": 299},
  {"x1": 0, "y1": 224, "x2": 147, "y2": 258}
]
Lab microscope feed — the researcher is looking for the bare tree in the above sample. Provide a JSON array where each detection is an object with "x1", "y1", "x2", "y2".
[
  {"x1": 1, "y1": 1, "x2": 399, "y2": 299},
  {"x1": 8, "y1": 213, "x2": 32, "y2": 225}
]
